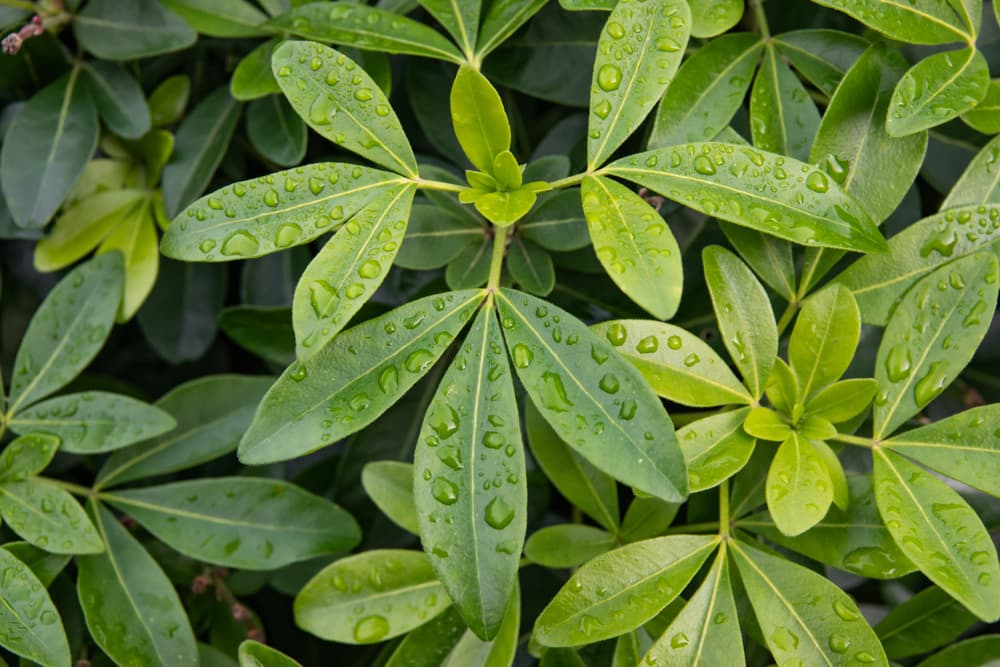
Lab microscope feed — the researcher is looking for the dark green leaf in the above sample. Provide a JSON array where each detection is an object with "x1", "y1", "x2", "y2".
[
  {"x1": 524, "y1": 524, "x2": 616, "y2": 568},
  {"x1": 0, "y1": 434, "x2": 59, "y2": 482},
  {"x1": 0, "y1": 480, "x2": 103, "y2": 554},
  {"x1": 418, "y1": 0, "x2": 480, "y2": 57},
  {"x1": 160, "y1": 0, "x2": 268, "y2": 37},
  {"x1": 813, "y1": 0, "x2": 969, "y2": 44},
  {"x1": 81, "y1": 61, "x2": 151, "y2": 140},
  {"x1": 519, "y1": 190, "x2": 589, "y2": 251},
  {"x1": 73, "y1": 0, "x2": 196, "y2": 59},
  {"x1": 0, "y1": 547, "x2": 69, "y2": 666},
  {"x1": 231, "y1": 40, "x2": 282, "y2": 101},
  {"x1": 248, "y1": 96, "x2": 307, "y2": 167},
  {"x1": 773, "y1": 29, "x2": 870, "y2": 96},
  {"x1": 508, "y1": 236, "x2": 556, "y2": 296}
]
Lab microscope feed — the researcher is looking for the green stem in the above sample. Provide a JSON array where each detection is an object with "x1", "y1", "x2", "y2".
[
  {"x1": 549, "y1": 173, "x2": 588, "y2": 190},
  {"x1": 831, "y1": 433, "x2": 874, "y2": 448},
  {"x1": 39, "y1": 477, "x2": 93, "y2": 498},
  {"x1": 411, "y1": 178, "x2": 466, "y2": 193},
  {"x1": 486, "y1": 226, "x2": 510, "y2": 291},
  {"x1": 750, "y1": 0, "x2": 771, "y2": 39},
  {"x1": 775, "y1": 299, "x2": 798, "y2": 337},
  {"x1": 719, "y1": 480, "x2": 730, "y2": 538},
  {"x1": 665, "y1": 521, "x2": 719, "y2": 535},
  {"x1": 797, "y1": 250, "x2": 827, "y2": 301}
]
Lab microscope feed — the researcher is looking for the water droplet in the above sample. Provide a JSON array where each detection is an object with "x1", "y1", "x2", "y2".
[
  {"x1": 538, "y1": 372, "x2": 574, "y2": 412},
  {"x1": 914, "y1": 360, "x2": 949, "y2": 407},
  {"x1": 637, "y1": 335, "x2": 659, "y2": 353},
  {"x1": 275, "y1": 223, "x2": 302, "y2": 248},
  {"x1": 512, "y1": 344, "x2": 534, "y2": 368},
  {"x1": 885, "y1": 344, "x2": 912, "y2": 382},
  {"x1": 221, "y1": 231, "x2": 259, "y2": 257},
  {"x1": 309, "y1": 280, "x2": 339, "y2": 318},
  {"x1": 198, "y1": 239, "x2": 216, "y2": 253},
  {"x1": 828, "y1": 633, "x2": 851, "y2": 653},
  {"x1": 484, "y1": 496, "x2": 514, "y2": 529},
  {"x1": 666, "y1": 335, "x2": 682, "y2": 350},
  {"x1": 594, "y1": 99, "x2": 612, "y2": 119},
  {"x1": 619, "y1": 399, "x2": 636, "y2": 420},
  {"x1": 354, "y1": 87, "x2": 373, "y2": 102},
  {"x1": 806, "y1": 171, "x2": 829, "y2": 193},
  {"x1": 670, "y1": 632, "x2": 689, "y2": 648},
  {"x1": 832, "y1": 599, "x2": 860, "y2": 622},
  {"x1": 405, "y1": 349, "x2": 434, "y2": 373},
  {"x1": 606, "y1": 21, "x2": 626, "y2": 39},
  {"x1": 606, "y1": 323, "x2": 627, "y2": 346},
  {"x1": 431, "y1": 477, "x2": 459, "y2": 505},
  {"x1": 358, "y1": 259, "x2": 382, "y2": 279},
  {"x1": 437, "y1": 446, "x2": 462, "y2": 471},
  {"x1": 684, "y1": 353, "x2": 700, "y2": 367},
  {"x1": 693, "y1": 155, "x2": 716, "y2": 175},
  {"x1": 263, "y1": 189, "x2": 280, "y2": 207},
  {"x1": 597, "y1": 64, "x2": 623, "y2": 91},
  {"x1": 655, "y1": 36, "x2": 681, "y2": 52},
  {"x1": 309, "y1": 94, "x2": 338, "y2": 125},
  {"x1": 378, "y1": 366, "x2": 398, "y2": 394},
  {"x1": 429, "y1": 402, "x2": 459, "y2": 439},
  {"x1": 353, "y1": 615, "x2": 390, "y2": 643},
  {"x1": 599, "y1": 373, "x2": 620, "y2": 394}
]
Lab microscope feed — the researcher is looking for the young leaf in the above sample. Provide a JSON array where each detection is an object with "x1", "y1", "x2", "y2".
[
  {"x1": 702, "y1": 246, "x2": 776, "y2": 401},
  {"x1": 1, "y1": 69, "x2": 98, "y2": 229},
  {"x1": 442, "y1": 583, "x2": 520, "y2": 667},
  {"x1": 765, "y1": 357, "x2": 799, "y2": 414},
  {"x1": 473, "y1": 188, "x2": 538, "y2": 226},
  {"x1": 788, "y1": 284, "x2": 861, "y2": 400},
  {"x1": 873, "y1": 252, "x2": 998, "y2": 438},
  {"x1": 97, "y1": 206, "x2": 159, "y2": 321},
  {"x1": 497, "y1": 288, "x2": 688, "y2": 502},
  {"x1": 273, "y1": 41, "x2": 417, "y2": 177},
  {"x1": 0, "y1": 547, "x2": 70, "y2": 666},
  {"x1": 766, "y1": 432, "x2": 834, "y2": 536},
  {"x1": 773, "y1": 29, "x2": 870, "y2": 96},
  {"x1": 731, "y1": 540, "x2": 888, "y2": 666},
  {"x1": 0, "y1": 434, "x2": 60, "y2": 482},
  {"x1": 362, "y1": 461, "x2": 419, "y2": 534},
  {"x1": 103, "y1": 478, "x2": 361, "y2": 569},
  {"x1": 642, "y1": 547, "x2": 743, "y2": 666},
  {"x1": 9, "y1": 391, "x2": 176, "y2": 454},
  {"x1": 266, "y1": 3, "x2": 464, "y2": 64},
  {"x1": 162, "y1": 163, "x2": 402, "y2": 261},
  {"x1": 804, "y1": 378, "x2": 878, "y2": 423},
  {"x1": 887, "y1": 47, "x2": 989, "y2": 137},
  {"x1": 450, "y1": 65, "x2": 511, "y2": 175},
  {"x1": 240, "y1": 290, "x2": 486, "y2": 464},
  {"x1": 78, "y1": 502, "x2": 198, "y2": 666},
  {"x1": 148, "y1": 75, "x2": 190, "y2": 127},
  {"x1": 73, "y1": 0, "x2": 195, "y2": 59},
  {"x1": 679, "y1": 407, "x2": 755, "y2": 492},
  {"x1": 293, "y1": 184, "x2": 416, "y2": 357},
  {"x1": 524, "y1": 400, "x2": 620, "y2": 532},
  {"x1": 81, "y1": 61, "x2": 151, "y2": 140},
  {"x1": 34, "y1": 189, "x2": 144, "y2": 271},
  {"x1": 248, "y1": 96, "x2": 308, "y2": 167},
  {"x1": 587, "y1": 0, "x2": 690, "y2": 168},
  {"x1": 507, "y1": 237, "x2": 556, "y2": 296},
  {"x1": 7, "y1": 253, "x2": 123, "y2": 415},
  {"x1": 608, "y1": 143, "x2": 888, "y2": 253},
  {"x1": 0, "y1": 480, "x2": 103, "y2": 554},
  {"x1": 813, "y1": 0, "x2": 970, "y2": 44},
  {"x1": 743, "y1": 407, "x2": 791, "y2": 441},
  {"x1": 525, "y1": 525, "x2": 616, "y2": 568},
  {"x1": 749, "y1": 44, "x2": 820, "y2": 162},
  {"x1": 475, "y1": 0, "x2": 548, "y2": 59},
  {"x1": 581, "y1": 176, "x2": 682, "y2": 319},
  {"x1": 875, "y1": 585, "x2": 978, "y2": 659},
  {"x1": 160, "y1": 0, "x2": 268, "y2": 37},
  {"x1": 231, "y1": 39, "x2": 282, "y2": 101},
  {"x1": 294, "y1": 549, "x2": 451, "y2": 643},
  {"x1": 418, "y1": 0, "x2": 480, "y2": 56},
  {"x1": 873, "y1": 448, "x2": 1000, "y2": 621},
  {"x1": 534, "y1": 535, "x2": 718, "y2": 646},
  {"x1": 239, "y1": 640, "x2": 303, "y2": 667},
  {"x1": 413, "y1": 306, "x2": 525, "y2": 640}
]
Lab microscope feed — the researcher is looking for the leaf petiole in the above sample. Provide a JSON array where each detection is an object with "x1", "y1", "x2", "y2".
[
  {"x1": 830, "y1": 433, "x2": 874, "y2": 448},
  {"x1": 487, "y1": 225, "x2": 510, "y2": 291}
]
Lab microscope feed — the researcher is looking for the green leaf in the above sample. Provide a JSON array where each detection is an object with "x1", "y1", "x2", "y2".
[
  {"x1": 773, "y1": 29, "x2": 870, "y2": 97},
  {"x1": 2, "y1": 542, "x2": 70, "y2": 588},
  {"x1": 0, "y1": 547, "x2": 70, "y2": 667},
  {"x1": 875, "y1": 585, "x2": 978, "y2": 659},
  {"x1": 719, "y1": 222, "x2": 797, "y2": 300},
  {"x1": 446, "y1": 238, "x2": 492, "y2": 289},
  {"x1": 702, "y1": 246, "x2": 776, "y2": 400},
  {"x1": 804, "y1": 378, "x2": 878, "y2": 423},
  {"x1": 742, "y1": 474, "x2": 916, "y2": 579},
  {"x1": 642, "y1": 547, "x2": 743, "y2": 666},
  {"x1": 96, "y1": 375, "x2": 272, "y2": 488},
  {"x1": 813, "y1": 0, "x2": 969, "y2": 44},
  {"x1": 0, "y1": 434, "x2": 59, "y2": 482},
  {"x1": 873, "y1": 448, "x2": 1000, "y2": 622},
  {"x1": 97, "y1": 207, "x2": 159, "y2": 321},
  {"x1": 649, "y1": 32, "x2": 762, "y2": 148},
  {"x1": 525, "y1": 524, "x2": 616, "y2": 568},
  {"x1": 491, "y1": 151, "x2": 523, "y2": 190},
  {"x1": 476, "y1": 0, "x2": 547, "y2": 59},
  {"x1": 1, "y1": 69, "x2": 98, "y2": 228},
  {"x1": 81, "y1": 61, "x2": 151, "y2": 140},
  {"x1": 231, "y1": 39, "x2": 282, "y2": 101},
  {"x1": 248, "y1": 96, "x2": 307, "y2": 167},
  {"x1": 161, "y1": 86, "x2": 242, "y2": 218},
  {"x1": 788, "y1": 284, "x2": 861, "y2": 400},
  {"x1": 0, "y1": 480, "x2": 103, "y2": 554},
  {"x1": 419, "y1": 0, "x2": 480, "y2": 56},
  {"x1": 581, "y1": 176, "x2": 682, "y2": 319},
  {"x1": 292, "y1": 184, "x2": 416, "y2": 357},
  {"x1": 362, "y1": 461, "x2": 419, "y2": 534},
  {"x1": 413, "y1": 306, "x2": 524, "y2": 640},
  {"x1": 680, "y1": 407, "x2": 756, "y2": 492},
  {"x1": 384, "y1": 607, "x2": 466, "y2": 667},
  {"x1": 608, "y1": 143, "x2": 888, "y2": 253},
  {"x1": 442, "y1": 584, "x2": 520, "y2": 667},
  {"x1": 534, "y1": 535, "x2": 717, "y2": 646},
  {"x1": 9, "y1": 391, "x2": 176, "y2": 454},
  {"x1": 163, "y1": 163, "x2": 401, "y2": 261},
  {"x1": 743, "y1": 407, "x2": 791, "y2": 441},
  {"x1": 450, "y1": 65, "x2": 511, "y2": 175},
  {"x1": 294, "y1": 549, "x2": 451, "y2": 643},
  {"x1": 73, "y1": 0, "x2": 196, "y2": 59},
  {"x1": 918, "y1": 636, "x2": 1000, "y2": 667},
  {"x1": 240, "y1": 290, "x2": 485, "y2": 464},
  {"x1": 519, "y1": 190, "x2": 590, "y2": 251},
  {"x1": 619, "y1": 496, "x2": 679, "y2": 542},
  {"x1": 766, "y1": 432, "x2": 833, "y2": 536},
  {"x1": 148, "y1": 75, "x2": 191, "y2": 127},
  {"x1": 219, "y1": 306, "x2": 294, "y2": 366},
  {"x1": 524, "y1": 399, "x2": 620, "y2": 532},
  {"x1": 587, "y1": 0, "x2": 690, "y2": 168},
  {"x1": 160, "y1": 0, "x2": 268, "y2": 37},
  {"x1": 34, "y1": 189, "x2": 144, "y2": 271},
  {"x1": 690, "y1": 0, "x2": 743, "y2": 36},
  {"x1": 960, "y1": 79, "x2": 1000, "y2": 133},
  {"x1": 730, "y1": 540, "x2": 887, "y2": 666},
  {"x1": 78, "y1": 502, "x2": 198, "y2": 666},
  {"x1": 873, "y1": 252, "x2": 998, "y2": 438},
  {"x1": 239, "y1": 640, "x2": 302, "y2": 667},
  {"x1": 266, "y1": 3, "x2": 464, "y2": 64},
  {"x1": 273, "y1": 41, "x2": 417, "y2": 177},
  {"x1": 507, "y1": 236, "x2": 556, "y2": 295},
  {"x1": 473, "y1": 188, "x2": 538, "y2": 225},
  {"x1": 497, "y1": 288, "x2": 688, "y2": 502},
  {"x1": 749, "y1": 44, "x2": 821, "y2": 162},
  {"x1": 103, "y1": 478, "x2": 361, "y2": 569},
  {"x1": 887, "y1": 47, "x2": 989, "y2": 137},
  {"x1": 765, "y1": 358, "x2": 799, "y2": 414},
  {"x1": 396, "y1": 204, "x2": 483, "y2": 270},
  {"x1": 7, "y1": 253, "x2": 123, "y2": 415}
]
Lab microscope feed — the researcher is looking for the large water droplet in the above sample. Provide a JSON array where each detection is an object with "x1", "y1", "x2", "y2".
[
  {"x1": 538, "y1": 372, "x2": 574, "y2": 412},
  {"x1": 353, "y1": 615, "x2": 390, "y2": 643},
  {"x1": 597, "y1": 64, "x2": 623, "y2": 91},
  {"x1": 512, "y1": 344, "x2": 534, "y2": 368},
  {"x1": 484, "y1": 496, "x2": 514, "y2": 529},
  {"x1": 221, "y1": 231, "x2": 259, "y2": 257},
  {"x1": 431, "y1": 477, "x2": 459, "y2": 505}
]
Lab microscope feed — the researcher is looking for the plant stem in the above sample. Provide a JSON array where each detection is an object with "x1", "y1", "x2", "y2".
[
  {"x1": 486, "y1": 226, "x2": 510, "y2": 291},
  {"x1": 719, "y1": 480, "x2": 731, "y2": 538},
  {"x1": 411, "y1": 178, "x2": 466, "y2": 193},
  {"x1": 665, "y1": 521, "x2": 719, "y2": 535},
  {"x1": 750, "y1": 0, "x2": 771, "y2": 39},
  {"x1": 549, "y1": 173, "x2": 588, "y2": 190},
  {"x1": 39, "y1": 477, "x2": 93, "y2": 498},
  {"x1": 775, "y1": 299, "x2": 798, "y2": 336},
  {"x1": 831, "y1": 433, "x2": 874, "y2": 448}
]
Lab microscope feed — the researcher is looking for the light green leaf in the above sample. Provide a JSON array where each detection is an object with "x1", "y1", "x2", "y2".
[
  {"x1": 519, "y1": 190, "x2": 590, "y2": 251},
  {"x1": 476, "y1": 0, "x2": 547, "y2": 59},
  {"x1": 508, "y1": 237, "x2": 556, "y2": 295},
  {"x1": 248, "y1": 96, "x2": 307, "y2": 167},
  {"x1": 450, "y1": 65, "x2": 511, "y2": 175},
  {"x1": 97, "y1": 375, "x2": 271, "y2": 488},
  {"x1": 788, "y1": 284, "x2": 861, "y2": 400},
  {"x1": 294, "y1": 549, "x2": 451, "y2": 643},
  {"x1": 680, "y1": 407, "x2": 755, "y2": 492},
  {"x1": 874, "y1": 448, "x2": 1000, "y2": 622},
  {"x1": 413, "y1": 306, "x2": 524, "y2": 640},
  {"x1": 649, "y1": 33, "x2": 762, "y2": 148},
  {"x1": 804, "y1": 378, "x2": 878, "y2": 423},
  {"x1": 702, "y1": 246, "x2": 776, "y2": 400},
  {"x1": 442, "y1": 584, "x2": 520, "y2": 667},
  {"x1": 0, "y1": 547, "x2": 70, "y2": 667},
  {"x1": 774, "y1": 29, "x2": 870, "y2": 97},
  {"x1": 875, "y1": 585, "x2": 977, "y2": 659},
  {"x1": 362, "y1": 461, "x2": 419, "y2": 534},
  {"x1": 887, "y1": 47, "x2": 989, "y2": 137},
  {"x1": 293, "y1": 184, "x2": 415, "y2": 357},
  {"x1": 750, "y1": 44, "x2": 821, "y2": 162},
  {"x1": 960, "y1": 79, "x2": 1000, "y2": 133},
  {"x1": 731, "y1": 539, "x2": 888, "y2": 666},
  {"x1": 7, "y1": 253, "x2": 123, "y2": 415},
  {"x1": 73, "y1": 0, "x2": 196, "y2": 59},
  {"x1": 497, "y1": 288, "x2": 688, "y2": 502},
  {"x1": 690, "y1": 0, "x2": 743, "y2": 37},
  {"x1": 581, "y1": 176, "x2": 682, "y2": 319},
  {"x1": 231, "y1": 39, "x2": 282, "y2": 101},
  {"x1": 34, "y1": 189, "x2": 143, "y2": 272},
  {"x1": 266, "y1": 3, "x2": 464, "y2": 64},
  {"x1": 608, "y1": 143, "x2": 888, "y2": 253},
  {"x1": 525, "y1": 525, "x2": 616, "y2": 568},
  {"x1": 239, "y1": 640, "x2": 302, "y2": 667},
  {"x1": 743, "y1": 407, "x2": 791, "y2": 442},
  {"x1": 524, "y1": 400, "x2": 620, "y2": 532},
  {"x1": 642, "y1": 547, "x2": 743, "y2": 666},
  {"x1": 419, "y1": 0, "x2": 480, "y2": 56},
  {"x1": 534, "y1": 535, "x2": 717, "y2": 646},
  {"x1": 0, "y1": 434, "x2": 59, "y2": 482},
  {"x1": 77, "y1": 502, "x2": 198, "y2": 666},
  {"x1": 163, "y1": 163, "x2": 401, "y2": 261},
  {"x1": 813, "y1": 0, "x2": 969, "y2": 44},
  {"x1": 587, "y1": 0, "x2": 690, "y2": 168},
  {"x1": 1, "y1": 69, "x2": 98, "y2": 228},
  {"x1": 0, "y1": 480, "x2": 103, "y2": 554},
  {"x1": 873, "y1": 252, "x2": 998, "y2": 438},
  {"x1": 240, "y1": 290, "x2": 485, "y2": 464},
  {"x1": 97, "y1": 206, "x2": 158, "y2": 321},
  {"x1": 473, "y1": 188, "x2": 538, "y2": 225},
  {"x1": 103, "y1": 478, "x2": 360, "y2": 569},
  {"x1": 384, "y1": 607, "x2": 466, "y2": 667},
  {"x1": 148, "y1": 75, "x2": 190, "y2": 127},
  {"x1": 918, "y1": 636, "x2": 1000, "y2": 667},
  {"x1": 396, "y1": 204, "x2": 484, "y2": 270},
  {"x1": 274, "y1": 41, "x2": 417, "y2": 176},
  {"x1": 160, "y1": 0, "x2": 268, "y2": 37},
  {"x1": 765, "y1": 358, "x2": 799, "y2": 414},
  {"x1": 81, "y1": 61, "x2": 151, "y2": 140},
  {"x1": 767, "y1": 432, "x2": 833, "y2": 536}
]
